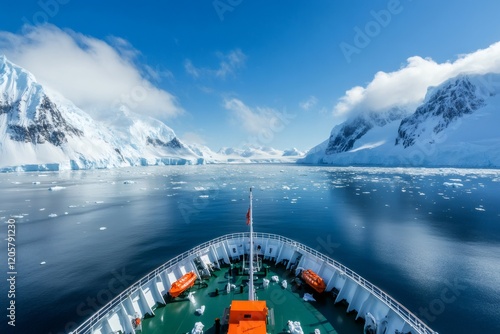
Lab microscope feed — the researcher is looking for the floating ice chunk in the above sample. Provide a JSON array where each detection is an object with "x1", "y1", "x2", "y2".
[
  {"x1": 99, "y1": 227, "x2": 107, "y2": 230},
  {"x1": 32, "y1": 181, "x2": 41, "y2": 185},
  {"x1": 281, "y1": 280, "x2": 287, "y2": 289},
  {"x1": 40, "y1": 261, "x2": 46, "y2": 265},
  {"x1": 40, "y1": 208, "x2": 45, "y2": 211},
  {"x1": 282, "y1": 185, "x2": 290, "y2": 190},
  {"x1": 199, "y1": 195, "x2": 209, "y2": 198},
  {"x1": 443, "y1": 182, "x2": 463, "y2": 188},
  {"x1": 95, "y1": 201, "x2": 104, "y2": 204},
  {"x1": 48, "y1": 213, "x2": 58, "y2": 218},
  {"x1": 475, "y1": 207, "x2": 485, "y2": 212},
  {"x1": 271, "y1": 275, "x2": 279, "y2": 282},
  {"x1": 263, "y1": 278, "x2": 270, "y2": 289},
  {"x1": 123, "y1": 180, "x2": 136, "y2": 184},
  {"x1": 48, "y1": 186, "x2": 66, "y2": 191},
  {"x1": 194, "y1": 186, "x2": 206, "y2": 191}
]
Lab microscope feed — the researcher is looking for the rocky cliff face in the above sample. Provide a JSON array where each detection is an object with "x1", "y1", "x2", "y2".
[
  {"x1": 325, "y1": 107, "x2": 408, "y2": 154},
  {"x1": 6, "y1": 95, "x2": 84, "y2": 145},
  {"x1": 395, "y1": 76, "x2": 486, "y2": 148}
]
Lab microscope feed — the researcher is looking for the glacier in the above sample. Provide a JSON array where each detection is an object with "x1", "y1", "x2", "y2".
[{"x1": 301, "y1": 73, "x2": 500, "y2": 167}]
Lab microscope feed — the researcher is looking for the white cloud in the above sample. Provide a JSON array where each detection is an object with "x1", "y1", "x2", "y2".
[
  {"x1": 224, "y1": 98, "x2": 281, "y2": 134},
  {"x1": 181, "y1": 132, "x2": 206, "y2": 145},
  {"x1": 0, "y1": 24, "x2": 182, "y2": 119},
  {"x1": 184, "y1": 59, "x2": 200, "y2": 78},
  {"x1": 334, "y1": 41, "x2": 500, "y2": 117},
  {"x1": 185, "y1": 49, "x2": 246, "y2": 79},
  {"x1": 299, "y1": 96, "x2": 318, "y2": 111}
]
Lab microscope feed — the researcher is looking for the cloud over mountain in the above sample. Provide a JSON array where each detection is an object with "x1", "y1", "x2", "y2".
[
  {"x1": 334, "y1": 41, "x2": 500, "y2": 117},
  {"x1": 0, "y1": 24, "x2": 182, "y2": 119}
]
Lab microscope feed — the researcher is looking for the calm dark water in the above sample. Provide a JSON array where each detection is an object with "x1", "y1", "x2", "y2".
[{"x1": 1, "y1": 165, "x2": 499, "y2": 334}]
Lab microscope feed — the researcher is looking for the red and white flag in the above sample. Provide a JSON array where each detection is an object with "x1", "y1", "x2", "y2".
[{"x1": 246, "y1": 207, "x2": 251, "y2": 225}]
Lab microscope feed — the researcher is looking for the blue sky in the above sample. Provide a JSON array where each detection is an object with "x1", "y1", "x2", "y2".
[{"x1": 1, "y1": 0, "x2": 500, "y2": 151}]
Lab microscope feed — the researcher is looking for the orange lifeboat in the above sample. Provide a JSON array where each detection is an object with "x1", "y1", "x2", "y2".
[
  {"x1": 168, "y1": 271, "x2": 197, "y2": 298},
  {"x1": 301, "y1": 269, "x2": 326, "y2": 293}
]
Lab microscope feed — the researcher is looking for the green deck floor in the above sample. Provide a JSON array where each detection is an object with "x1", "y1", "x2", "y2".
[{"x1": 141, "y1": 261, "x2": 364, "y2": 334}]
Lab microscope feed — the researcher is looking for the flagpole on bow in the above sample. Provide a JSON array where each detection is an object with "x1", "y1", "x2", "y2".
[{"x1": 248, "y1": 187, "x2": 254, "y2": 301}]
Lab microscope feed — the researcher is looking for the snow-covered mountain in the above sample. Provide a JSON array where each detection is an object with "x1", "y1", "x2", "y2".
[
  {"x1": 301, "y1": 73, "x2": 500, "y2": 167},
  {"x1": 0, "y1": 56, "x2": 203, "y2": 171},
  {"x1": 215, "y1": 146, "x2": 304, "y2": 163},
  {"x1": 0, "y1": 56, "x2": 305, "y2": 171}
]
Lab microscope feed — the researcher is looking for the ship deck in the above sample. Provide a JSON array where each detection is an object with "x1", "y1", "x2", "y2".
[{"x1": 141, "y1": 260, "x2": 364, "y2": 334}]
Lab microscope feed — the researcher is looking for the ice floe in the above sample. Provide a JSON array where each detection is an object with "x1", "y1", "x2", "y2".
[
  {"x1": 443, "y1": 182, "x2": 464, "y2": 188},
  {"x1": 48, "y1": 186, "x2": 66, "y2": 191}
]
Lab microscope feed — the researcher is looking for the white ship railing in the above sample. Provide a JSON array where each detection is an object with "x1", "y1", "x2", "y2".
[{"x1": 71, "y1": 232, "x2": 437, "y2": 334}]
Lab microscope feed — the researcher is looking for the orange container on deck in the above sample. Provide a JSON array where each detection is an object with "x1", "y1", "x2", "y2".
[{"x1": 228, "y1": 300, "x2": 268, "y2": 334}]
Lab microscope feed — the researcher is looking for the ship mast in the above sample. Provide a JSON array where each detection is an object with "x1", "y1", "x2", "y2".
[{"x1": 248, "y1": 187, "x2": 254, "y2": 301}]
